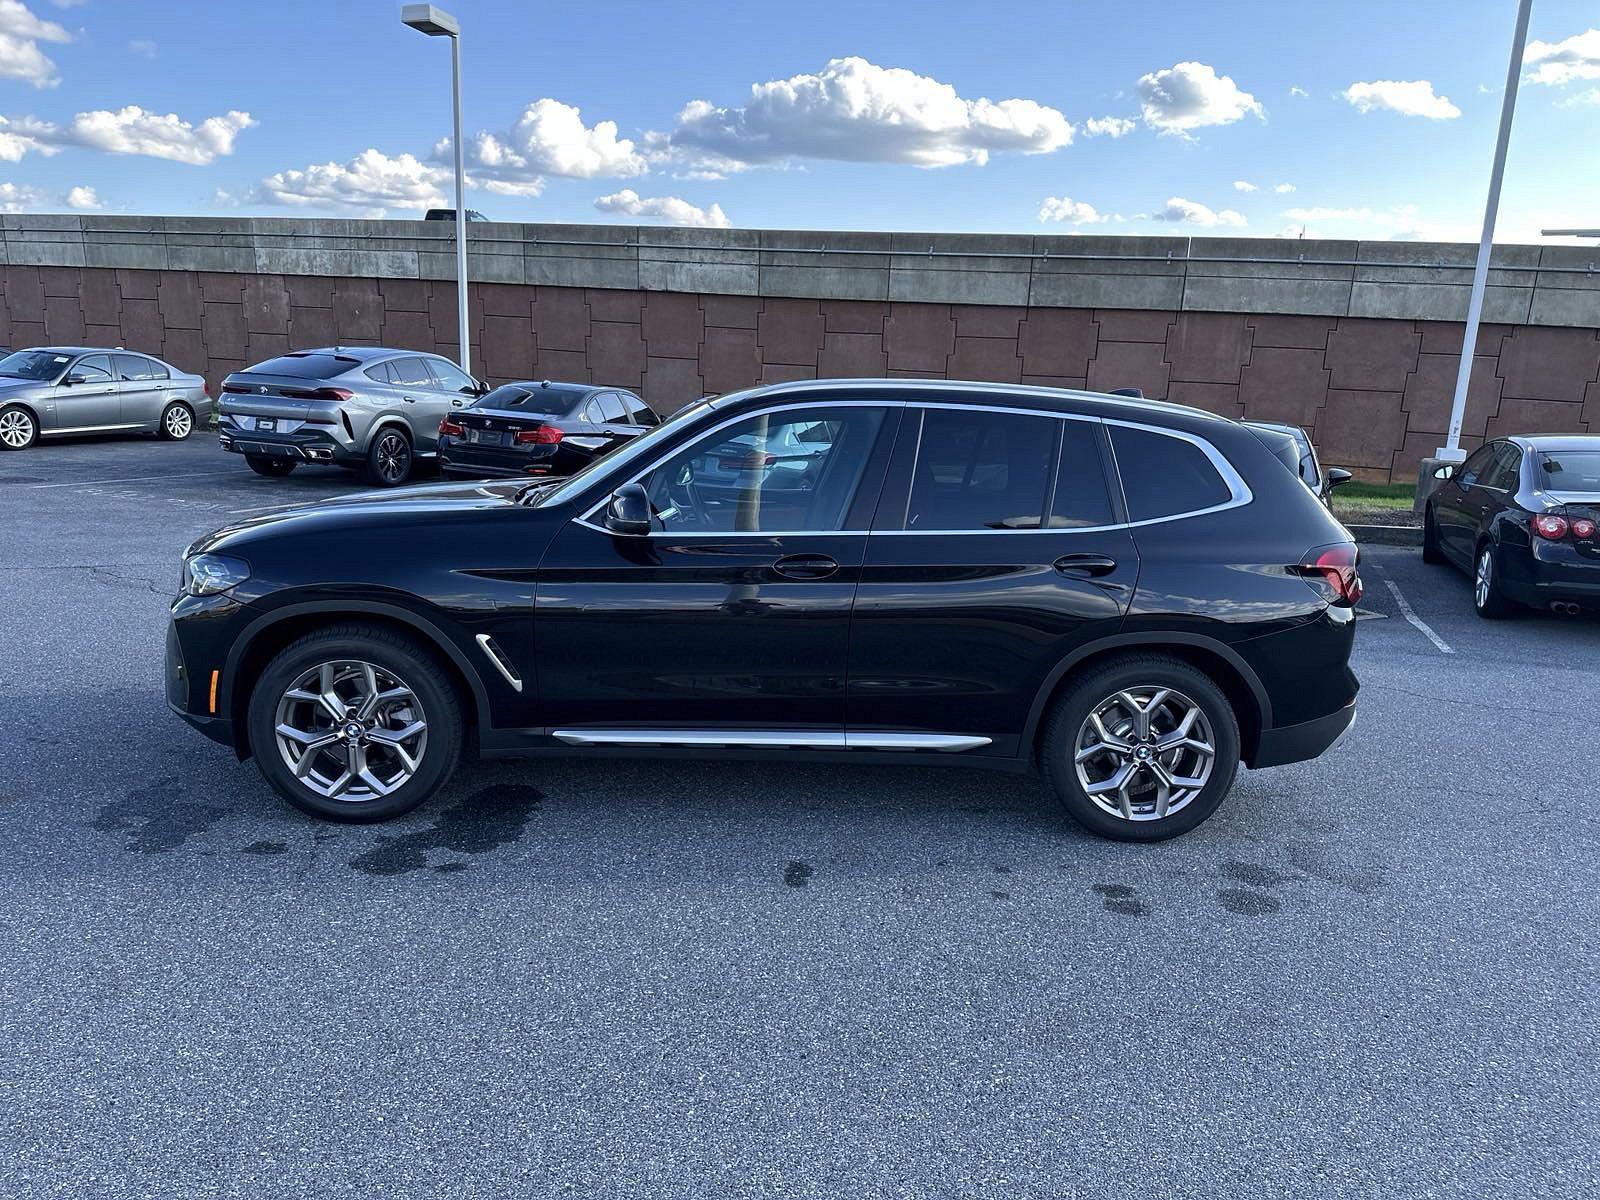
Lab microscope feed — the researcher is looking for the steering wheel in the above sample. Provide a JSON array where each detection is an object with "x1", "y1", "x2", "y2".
[{"x1": 665, "y1": 464, "x2": 715, "y2": 528}]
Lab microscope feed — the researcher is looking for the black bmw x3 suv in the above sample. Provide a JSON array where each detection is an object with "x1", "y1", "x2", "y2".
[{"x1": 168, "y1": 379, "x2": 1360, "y2": 841}]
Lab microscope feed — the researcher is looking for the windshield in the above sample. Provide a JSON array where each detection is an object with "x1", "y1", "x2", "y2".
[
  {"x1": 0, "y1": 350, "x2": 72, "y2": 381},
  {"x1": 475, "y1": 383, "x2": 584, "y2": 416},
  {"x1": 1538, "y1": 451, "x2": 1600, "y2": 494},
  {"x1": 535, "y1": 398, "x2": 717, "y2": 506}
]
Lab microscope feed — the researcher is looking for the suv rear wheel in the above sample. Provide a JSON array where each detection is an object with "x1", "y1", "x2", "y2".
[
  {"x1": 247, "y1": 623, "x2": 464, "y2": 821},
  {"x1": 365, "y1": 428, "x2": 413, "y2": 487},
  {"x1": 1041, "y1": 654, "x2": 1241, "y2": 841}
]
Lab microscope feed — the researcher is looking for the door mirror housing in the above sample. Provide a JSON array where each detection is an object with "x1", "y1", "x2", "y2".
[
  {"x1": 1325, "y1": 468, "x2": 1353, "y2": 490},
  {"x1": 1433, "y1": 464, "x2": 1455, "y2": 481},
  {"x1": 62, "y1": 371, "x2": 89, "y2": 385},
  {"x1": 472, "y1": 379, "x2": 490, "y2": 396},
  {"x1": 604, "y1": 483, "x2": 654, "y2": 536}
]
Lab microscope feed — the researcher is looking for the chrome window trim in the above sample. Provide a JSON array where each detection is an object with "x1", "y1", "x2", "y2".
[{"x1": 551, "y1": 728, "x2": 991, "y2": 752}]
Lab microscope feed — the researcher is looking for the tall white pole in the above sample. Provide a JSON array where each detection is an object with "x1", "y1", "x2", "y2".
[
  {"x1": 1439, "y1": 0, "x2": 1532, "y2": 461},
  {"x1": 450, "y1": 31, "x2": 470, "y2": 377}
]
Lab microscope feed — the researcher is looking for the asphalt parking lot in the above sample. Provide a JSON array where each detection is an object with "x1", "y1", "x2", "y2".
[{"x1": 3, "y1": 435, "x2": 1598, "y2": 1199}]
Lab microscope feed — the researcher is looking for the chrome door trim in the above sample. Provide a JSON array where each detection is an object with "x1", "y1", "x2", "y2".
[{"x1": 550, "y1": 728, "x2": 991, "y2": 751}]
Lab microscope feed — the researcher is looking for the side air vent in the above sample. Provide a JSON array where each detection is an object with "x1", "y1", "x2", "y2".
[{"x1": 474, "y1": 634, "x2": 523, "y2": 693}]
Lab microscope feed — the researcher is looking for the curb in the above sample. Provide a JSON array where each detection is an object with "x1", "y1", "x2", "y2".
[{"x1": 1347, "y1": 523, "x2": 1422, "y2": 547}]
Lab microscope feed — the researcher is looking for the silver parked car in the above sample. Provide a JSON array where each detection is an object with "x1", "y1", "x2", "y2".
[
  {"x1": 218, "y1": 346, "x2": 486, "y2": 486},
  {"x1": 0, "y1": 347, "x2": 207, "y2": 450}
]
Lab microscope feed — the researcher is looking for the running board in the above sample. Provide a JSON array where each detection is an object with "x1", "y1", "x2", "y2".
[{"x1": 549, "y1": 729, "x2": 991, "y2": 752}]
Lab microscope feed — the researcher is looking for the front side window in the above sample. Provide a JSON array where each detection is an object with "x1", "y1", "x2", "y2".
[
  {"x1": 1110, "y1": 425, "x2": 1234, "y2": 523},
  {"x1": 73, "y1": 354, "x2": 114, "y2": 384},
  {"x1": 895, "y1": 408, "x2": 1058, "y2": 531},
  {"x1": 1481, "y1": 444, "x2": 1523, "y2": 492},
  {"x1": 427, "y1": 359, "x2": 476, "y2": 394},
  {"x1": 634, "y1": 406, "x2": 888, "y2": 533},
  {"x1": 1458, "y1": 444, "x2": 1497, "y2": 488}
]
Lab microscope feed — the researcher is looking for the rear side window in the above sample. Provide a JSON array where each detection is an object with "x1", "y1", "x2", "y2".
[
  {"x1": 593, "y1": 391, "x2": 628, "y2": 423},
  {"x1": 115, "y1": 354, "x2": 166, "y2": 381},
  {"x1": 388, "y1": 357, "x2": 434, "y2": 386},
  {"x1": 1110, "y1": 425, "x2": 1234, "y2": 522},
  {"x1": 899, "y1": 408, "x2": 1058, "y2": 531},
  {"x1": 248, "y1": 353, "x2": 359, "y2": 378}
]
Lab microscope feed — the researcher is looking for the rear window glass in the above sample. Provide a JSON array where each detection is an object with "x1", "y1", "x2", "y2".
[
  {"x1": 1110, "y1": 426, "x2": 1234, "y2": 522},
  {"x1": 247, "y1": 354, "x2": 358, "y2": 379},
  {"x1": 472, "y1": 384, "x2": 579, "y2": 415},
  {"x1": 1538, "y1": 451, "x2": 1600, "y2": 493}
]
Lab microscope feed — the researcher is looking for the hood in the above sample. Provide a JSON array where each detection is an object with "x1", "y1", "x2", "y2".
[
  {"x1": 187, "y1": 478, "x2": 530, "y2": 556},
  {"x1": 0, "y1": 376, "x2": 45, "y2": 394}
]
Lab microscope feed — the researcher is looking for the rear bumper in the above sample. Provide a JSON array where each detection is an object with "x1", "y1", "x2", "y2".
[
  {"x1": 1250, "y1": 700, "x2": 1357, "y2": 769},
  {"x1": 220, "y1": 429, "x2": 357, "y2": 464},
  {"x1": 438, "y1": 439, "x2": 561, "y2": 478},
  {"x1": 1499, "y1": 542, "x2": 1600, "y2": 607}
]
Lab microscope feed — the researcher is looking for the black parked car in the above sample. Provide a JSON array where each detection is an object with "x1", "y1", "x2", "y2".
[
  {"x1": 1243, "y1": 420, "x2": 1352, "y2": 508},
  {"x1": 1422, "y1": 435, "x2": 1600, "y2": 617},
  {"x1": 167, "y1": 379, "x2": 1361, "y2": 842},
  {"x1": 438, "y1": 381, "x2": 657, "y2": 480}
]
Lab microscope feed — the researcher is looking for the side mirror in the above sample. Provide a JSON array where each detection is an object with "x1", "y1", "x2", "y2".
[
  {"x1": 1433, "y1": 464, "x2": 1455, "y2": 481},
  {"x1": 604, "y1": 483, "x2": 654, "y2": 536},
  {"x1": 472, "y1": 379, "x2": 489, "y2": 396},
  {"x1": 62, "y1": 372, "x2": 88, "y2": 385},
  {"x1": 1325, "y1": 468, "x2": 1353, "y2": 490}
]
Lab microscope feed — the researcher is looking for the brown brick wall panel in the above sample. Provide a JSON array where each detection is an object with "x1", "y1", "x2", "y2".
[
  {"x1": 1486, "y1": 397, "x2": 1588, "y2": 438},
  {"x1": 1019, "y1": 309, "x2": 1097, "y2": 378},
  {"x1": 116, "y1": 268, "x2": 158, "y2": 300},
  {"x1": 1239, "y1": 346, "x2": 1330, "y2": 425},
  {"x1": 1167, "y1": 381, "x2": 1244, "y2": 420},
  {"x1": 587, "y1": 321, "x2": 647, "y2": 387},
  {"x1": 1400, "y1": 353, "x2": 1501, "y2": 438},
  {"x1": 952, "y1": 304, "x2": 1024, "y2": 339},
  {"x1": 243, "y1": 275, "x2": 290, "y2": 333},
  {"x1": 642, "y1": 292, "x2": 705, "y2": 359},
  {"x1": 286, "y1": 275, "x2": 334, "y2": 310},
  {"x1": 479, "y1": 282, "x2": 533, "y2": 319},
  {"x1": 1325, "y1": 318, "x2": 1421, "y2": 391},
  {"x1": 645, "y1": 356, "x2": 703, "y2": 411},
  {"x1": 819, "y1": 331, "x2": 888, "y2": 378},
  {"x1": 1316, "y1": 390, "x2": 1410, "y2": 470},
  {"x1": 586, "y1": 288, "x2": 644, "y2": 324},
  {"x1": 381, "y1": 310, "x2": 435, "y2": 352},
  {"x1": 1248, "y1": 314, "x2": 1334, "y2": 350},
  {"x1": 287, "y1": 307, "x2": 335, "y2": 349},
  {"x1": 1497, "y1": 326, "x2": 1600, "y2": 404},
  {"x1": 198, "y1": 272, "x2": 245, "y2": 303},
  {"x1": 43, "y1": 296, "x2": 86, "y2": 344},
  {"x1": 161, "y1": 327, "x2": 206, "y2": 373},
  {"x1": 1166, "y1": 313, "x2": 1251, "y2": 384},
  {"x1": 701, "y1": 293, "x2": 760, "y2": 329},
  {"x1": 948, "y1": 335, "x2": 1021, "y2": 383},
  {"x1": 758, "y1": 298, "x2": 823, "y2": 367},
  {"x1": 1022, "y1": 374, "x2": 1087, "y2": 390},
  {"x1": 246, "y1": 333, "x2": 290, "y2": 364},
  {"x1": 158, "y1": 272, "x2": 202, "y2": 330},
  {"x1": 9, "y1": 321, "x2": 45, "y2": 348},
  {"x1": 1087, "y1": 340, "x2": 1169, "y2": 400},
  {"x1": 40, "y1": 267, "x2": 79, "y2": 298},
  {"x1": 823, "y1": 300, "x2": 888, "y2": 334},
  {"x1": 1392, "y1": 429, "x2": 1484, "y2": 483},
  {"x1": 531, "y1": 348, "x2": 586, "y2": 384},
  {"x1": 701, "y1": 327, "x2": 761, "y2": 393},
  {"x1": 761, "y1": 362, "x2": 817, "y2": 385},
  {"x1": 1416, "y1": 320, "x2": 1512, "y2": 357},
  {"x1": 531, "y1": 287, "x2": 590, "y2": 352},
  {"x1": 1584, "y1": 380, "x2": 1600, "y2": 431},
  {"x1": 481, "y1": 314, "x2": 535, "y2": 380},
  {"x1": 201, "y1": 302, "x2": 247, "y2": 359},
  {"x1": 378, "y1": 278, "x2": 430, "y2": 313},
  {"x1": 333, "y1": 281, "x2": 383, "y2": 342},
  {"x1": 1095, "y1": 309, "x2": 1174, "y2": 343},
  {"x1": 5, "y1": 267, "x2": 45, "y2": 322},
  {"x1": 80, "y1": 272, "x2": 121, "y2": 327},
  {"x1": 885, "y1": 303, "x2": 955, "y2": 372},
  {"x1": 85, "y1": 323, "x2": 121, "y2": 346},
  {"x1": 427, "y1": 281, "x2": 460, "y2": 336}
]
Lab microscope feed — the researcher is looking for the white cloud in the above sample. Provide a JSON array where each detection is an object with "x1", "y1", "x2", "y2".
[
  {"x1": 1038, "y1": 195, "x2": 1110, "y2": 224},
  {"x1": 0, "y1": 180, "x2": 44, "y2": 211},
  {"x1": 63, "y1": 183, "x2": 99, "y2": 208},
  {"x1": 128, "y1": 38, "x2": 156, "y2": 59},
  {"x1": 0, "y1": 0, "x2": 71, "y2": 88},
  {"x1": 256, "y1": 149, "x2": 452, "y2": 218},
  {"x1": 1232, "y1": 179, "x2": 1258, "y2": 192},
  {"x1": 0, "y1": 106, "x2": 256, "y2": 164},
  {"x1": 659, "y1": 56, "x2": 1074, "y2": 171},
  {"x1": 1559, "y1": 87, "x2": 1600, "y2": 106},
  {"x1": 1273, "y1": 182, "x2": 1295, "y2": 194},
  {"x1": 1083, "y1": 115, "x2": 1135, "y2": 138},
  {"x1": 1136, "y1": 61, "x2": 1263, "y2": 133},
  {"x1": 1153, "y1": 196, "x2": 1247, "y2": 228},
  {"x1": 594, "y1": 188, "x2": 730, "y2": 228},
  {"x1": 1282, "y1": 204, "x2": 1476, "y2": 241},
  {"x1": 444, "y1": 98, "x2": 646, "y2": 196},
  {"x1": 1289, "y1": 85, "x2": 1309, "y2": 98},
  {"x1": 1341, "y1": 80, "x2": 1460, "y2": 119},
  {"x1": 1524, "y1": 28, "x2": 1600, "y2": 86}
]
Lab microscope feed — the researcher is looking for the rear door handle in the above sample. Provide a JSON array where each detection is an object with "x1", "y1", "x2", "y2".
[
  {"x1": 1053, "y1": 553, "x2": 1118, "y2": 577},
  {"x1": 773, "y1": 553, "x2": 839, "y2": 580}
]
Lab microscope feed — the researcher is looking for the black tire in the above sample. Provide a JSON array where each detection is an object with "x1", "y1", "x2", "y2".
[
  {"x1": 1421, "y1": 504, "x2": 1447, "y2": 564},
  {"x1": 245, "y1": 454, "x2": 297, "y2": 477},
  {"x1": 0, "y1": 403, "x2": 38, "y2": 450},
  {"x1": 1040, "y1": 654, "x2": 1241, "y2": 842},
  {"x1": 1472, "y1": 541, "x2": 1515, "y2": 619},
  {"x1": 157, "y1": 400, "x2": 195, "y2": 441},
  {"x1": 246, "y1": 622, "x2": 464, "y2": 822},
  {"x1": 364, "y1": 427, "x2": 413, "y2": 487}
]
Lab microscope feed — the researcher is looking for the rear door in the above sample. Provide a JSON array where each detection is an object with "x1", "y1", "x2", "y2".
[
  {"x1": 53, "y1": 353, "x2": 122, "y2": 430},
  {"x1": 589, "y1": 390, "x2": 636, "y2": 455},
  {"x1": 848, "y1": 402, "x2": 1138, "y2": 758},
  {"x1": 114, "y1": 354, "x2": 164, "y2": 427},
  {"x1": 386, "y1": 357, "x2": 440, "y2": 450}
]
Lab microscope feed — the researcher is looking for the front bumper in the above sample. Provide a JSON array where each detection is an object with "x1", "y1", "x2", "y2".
[
  {"x1": 166, "y1": 594, "x2": 247, "y2": 750},
  {"x1": 1251, "y1": 700, "x2": 1357, "y2": 769}
]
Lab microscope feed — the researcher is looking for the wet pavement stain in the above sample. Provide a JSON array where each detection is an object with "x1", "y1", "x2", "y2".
[
  {"x1": 783, "y1": 860, "x2": 814, "y2": 888},
  {"x1": 1222, "y1": 861, "x2": 1298, "y2": 889},
  {"x1": 241, "y1": 840, "x2": 288, "y2": 856},
  {"x1": 1092, "y1": 883, "x2": 1150, "y2": 917},
  {"x1": 93, "y1": 778, "x2": 229, "y2": 854},
  {"x1": 991, "y1": 890, "x2": 1011, "y2": 901},
  {"x1": 433, "y1": 862, "x2": 468, "y2": 874},
  {"x1": 346, "y1": 783, "x2": 542, "y2": 876},
  {"x1": 1217, "y1": 888, "x2": 1282, "y2": 916}
]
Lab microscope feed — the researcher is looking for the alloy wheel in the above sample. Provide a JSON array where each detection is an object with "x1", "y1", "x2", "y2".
[
  {"x1": 0, "y1": 409, "x2": 34, "y2": 448},
  {"x1": 375, "y1": 433, "x2": 410, "y2": 483},
  {"x1": 1073, "y1": 686, "x2": 1216, "y2": 822},
  {"x1": 1475, "y1": 549, "x2": 1492, "y2": 610},
  {"x1": 164, "y1": 405, "x2": 192, "y2": 438},
  {"x1": 272, "y1": 659, "x2": 428, "y2": 801}
]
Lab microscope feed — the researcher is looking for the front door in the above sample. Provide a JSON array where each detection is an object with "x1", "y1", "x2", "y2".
[
  {"x1": 51, "y1": 353, "x2": 123, "y2": 432},
  {"x1": 1436, "y1": 442, "x2": 1507, "y2": 563},
  {"x1": 533, "y1": 403, "x2": 900, "y2": 735},
  {"x1": 848, "y1": 403, "x2": 1139, "y2": 758}
]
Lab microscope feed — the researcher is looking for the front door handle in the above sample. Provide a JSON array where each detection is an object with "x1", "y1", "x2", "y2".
[
  {"x1": 402, "y1": 395, "x2": 416, "y2": 403},
  {"x1": 773, "y1": 553, "x2": 839, "y2": 580},
  {"x1": 1053, "y1": 553, "x2": 1118, "y2": 577}
]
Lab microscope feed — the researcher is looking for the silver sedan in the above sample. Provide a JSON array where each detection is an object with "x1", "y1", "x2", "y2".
[{"x1": 0, "y1": 347, "x2": 208, "y2": 451}]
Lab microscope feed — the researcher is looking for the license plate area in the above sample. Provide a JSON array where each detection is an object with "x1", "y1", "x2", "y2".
[
  {"x1": 466, "y1": 429, "x2": 504, "y2": 446},
  {"x1": 255, "y1": 418, "x2": 277, "y2": 432}
]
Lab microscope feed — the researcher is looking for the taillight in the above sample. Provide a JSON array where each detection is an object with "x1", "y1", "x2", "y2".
[
  {"x1": 439, "y1": 418, "x2": 464, "y2": 437},
  {"x1": 515, "y1": 426, "x2": 562, "y2": 444},
  {"x1": 1532, "y1": 513, "x2": 1568, "y2": 540},
  {"x1": 308, "y1": 387, "x2": 354, "y2": 403},
  {"x1": 1573, "y1": 517, "x2": 1597, "y2": 540},
  {"x1": 221, "y1": 382, "x2": 249, "y2": 394},
  {"x1": 1295, "y1": 542, "x2": 1362, "y2": 606}
]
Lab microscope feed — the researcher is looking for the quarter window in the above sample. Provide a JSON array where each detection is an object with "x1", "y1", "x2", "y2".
[
  {"x1": 593, "y1": 391, "x2": 629, "y2": 423},
  {"x1": 898, "y1": 408, "x2": 1058, "y2": 531},
  {"x1": 623, "y1": 392, "x2": 658, "y2": 426},
  {"x1": 1110, "y1": 425, "x2": 1234, "y2": 522},
  {"x1": 364, "y1": 363, "x2": 395, "y2": 384},
  {"x1": 635, "y1": 406, "x2": 888, "y2": 533}
]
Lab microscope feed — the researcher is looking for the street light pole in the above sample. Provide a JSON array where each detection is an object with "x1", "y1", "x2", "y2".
[
  {"x1": 401, "y1": 4, "x2": 471, "y2": 378},
  {"x1": 1438, "y1": 0, "x2": 1533, "y2": 462}
]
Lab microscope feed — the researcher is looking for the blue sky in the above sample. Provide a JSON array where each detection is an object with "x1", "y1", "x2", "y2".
[{"x1": 0, "y1": 0, "x2": 1596, "y2": 243}]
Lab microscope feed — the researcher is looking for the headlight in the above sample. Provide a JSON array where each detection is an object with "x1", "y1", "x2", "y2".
[{"x1": 182, "y1": 553, "x2": 251, "y2": 596}]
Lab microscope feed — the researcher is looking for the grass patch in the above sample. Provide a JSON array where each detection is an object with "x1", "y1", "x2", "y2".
[{"x1": 1334, "y1": 482, "x2": 1415, "y2": 513}]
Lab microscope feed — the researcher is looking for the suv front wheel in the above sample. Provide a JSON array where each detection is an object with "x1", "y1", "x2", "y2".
[{"x1": 1041, "y1": 654, "x2": 1241, "y2": 841}]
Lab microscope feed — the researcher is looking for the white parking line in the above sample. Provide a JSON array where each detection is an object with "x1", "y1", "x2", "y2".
[
  {"x1": 1375, "y1": 569, "x2": 1454, "y2": 654},
  {"x1": 20, "y1": 469, "x2": 241, "y2": 490}
]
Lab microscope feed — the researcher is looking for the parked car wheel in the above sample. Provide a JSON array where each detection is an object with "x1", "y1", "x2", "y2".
[
  {"x1": 246, "y1": 623, "x2": 464, "y2": 822},
  {"x1": 245, "y1": 454, "x2": 297, "y2": 478},
  {"x1": 1041, "y1": 655, "x2": 1241, "y2": 842},
  {"x1": 158, "y1": 400, "x2": 195, "y2": 441},
  {"x1": 365, "y1": 428, "x2": 413, "y2": 487},
  {"x1": 1473, "y1": 542, "x2": 1514, "y2": 619},
  {"x1": 1421, "y1": 505, "x2": 1447, "y2": 565},
  {"x1": 0, "y1": 404, "x2": 38, "y2": 450}
]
